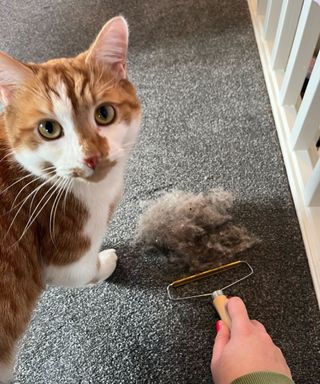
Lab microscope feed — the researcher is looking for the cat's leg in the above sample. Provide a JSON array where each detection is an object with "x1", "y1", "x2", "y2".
[
  {"x1": 45, "y1": 248, "x2": 118, "y2": 288},
  {"x1": 0, "y1": 358, "x2": 15, "y2": 384},
  {"x1": 0, "y1": 264, "x2": 42, "y2": 384},
  {"x1": 0, "y1": 299, "x2": 40, "y2": 383}
]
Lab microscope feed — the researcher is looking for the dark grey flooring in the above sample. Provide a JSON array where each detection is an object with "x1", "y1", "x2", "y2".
[{"x1": 0, "y1": 0, "x2": 319, "y2": 383}]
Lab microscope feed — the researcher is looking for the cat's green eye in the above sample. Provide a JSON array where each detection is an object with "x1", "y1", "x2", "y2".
[
  {"x1": 38, "y1": 120, "x2": 63, "y2": 140},
  {"x1": 94, "y1": 104, "x2": 116, "y2": 126}
]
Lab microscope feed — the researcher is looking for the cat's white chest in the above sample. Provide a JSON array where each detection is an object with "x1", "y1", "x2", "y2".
[{"x1": 72, "y1": 165, "x2": 124, "y2": 253}]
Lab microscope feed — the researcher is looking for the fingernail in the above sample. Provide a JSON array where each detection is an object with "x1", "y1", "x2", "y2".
[{"x1": 216, "y1": 320, "x2": 222, "y2": 332}]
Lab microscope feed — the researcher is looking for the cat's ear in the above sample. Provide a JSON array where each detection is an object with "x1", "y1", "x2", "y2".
[
  {"x1": 0, "y1": 52, "x2": 34, "y2": 105},
  {"x1": 86, "y1": 16, "x2": 129, "y2": 79}
]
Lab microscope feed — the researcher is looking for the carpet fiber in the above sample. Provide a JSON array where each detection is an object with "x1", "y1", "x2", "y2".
[{"x1": 0, "y1": 0, "x2": 319, "y2": 383}]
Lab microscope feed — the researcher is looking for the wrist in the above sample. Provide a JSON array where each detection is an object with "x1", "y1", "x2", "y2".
[{"x1": 231, "y1": 371, "x2": 294, "y2": 384}]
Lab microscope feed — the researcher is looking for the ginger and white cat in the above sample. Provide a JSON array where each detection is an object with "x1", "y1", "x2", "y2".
[{"x1": 0, "y1": 16, "x2": 140, "y2": 382}]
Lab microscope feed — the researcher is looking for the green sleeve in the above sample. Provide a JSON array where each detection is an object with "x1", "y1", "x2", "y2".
[{"x1": 231, "y1": 371, "x2": 294, "y2": 384}]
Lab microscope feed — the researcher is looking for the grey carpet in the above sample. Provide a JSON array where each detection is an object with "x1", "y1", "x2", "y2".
[{"x1": 1, "y1": 0, "x2": 320, "y2": 383}]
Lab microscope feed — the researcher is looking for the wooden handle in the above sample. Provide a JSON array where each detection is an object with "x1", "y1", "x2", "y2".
[{"x1": 212, "y1": 293, "x2": 231, "y2": 329}]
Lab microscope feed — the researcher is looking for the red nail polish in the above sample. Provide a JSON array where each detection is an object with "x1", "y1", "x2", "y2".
[{"x1": 216, "y1": 320, "x2": 222, "y2": 332}]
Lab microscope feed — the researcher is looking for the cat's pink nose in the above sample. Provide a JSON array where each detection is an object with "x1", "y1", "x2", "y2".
[{"x1": 84, "y1": 155, "x2": 101, "y2": 170}]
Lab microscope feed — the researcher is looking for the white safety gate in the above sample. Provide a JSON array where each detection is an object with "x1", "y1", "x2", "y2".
[{"x1": 247, "y1": 0, "x2": 320, "y2": 306}]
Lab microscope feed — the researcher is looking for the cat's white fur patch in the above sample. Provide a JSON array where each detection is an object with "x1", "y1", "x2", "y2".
[
  {"x1": 50, "y1": 81, "x2": 92, "y2": 177},
  {"x1": 51, "y1": 81, "x2": 74, "y2": 135},
  {"x1": 14, "y1": 147, "x2": 44, "y2": 176}
]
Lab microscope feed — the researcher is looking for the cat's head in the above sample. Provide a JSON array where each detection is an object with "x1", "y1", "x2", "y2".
[{"x1": 0, "y1": 16, "x2": 141, "y2": 182}]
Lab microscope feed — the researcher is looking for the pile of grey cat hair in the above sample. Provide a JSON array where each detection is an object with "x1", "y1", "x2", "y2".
[{"x1": 136, "y1": 189, "x2": 258, "y2": 271}]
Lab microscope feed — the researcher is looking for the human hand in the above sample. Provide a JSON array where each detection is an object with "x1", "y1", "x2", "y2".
[{"x1": 211, "y1": 297, "x2": 292, "y2": 384}]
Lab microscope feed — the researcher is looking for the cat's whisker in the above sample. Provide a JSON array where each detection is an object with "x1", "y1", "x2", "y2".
[
  {"x1": 3, "y1": 157, "x2": 18, "y2": 166},
  {"x1": 0, "y1": 149, "x2": 15, "y2": 163},
  {"x1": 50, "y1": 178, "x2": 69, "y2": 243},
  {"x1": 114, "y1": 142, "x2": 136, "y2": 152},
  {"x1": 16, "y1": 178, "x2": 63, "y2": 244},
  {"x1": 62, "y1": 178, "x2": 72, "y2": 213},
  {"x1": 27, "y1": 180, "x2": 48, "y2": 217},
  {"x1": 55, "y1": 178, "x2": 71, "y2": 228},
  {"x1": 109, "y1": 145, "x2": 129, "y2": 158},
  {"x1": 108, "y1": 147, "x2": 129, "y2": 162},
  {"x1": 26, "y1": 171, "x2": 58, "y2": 216},
  {"x1": 49, "y1": 180, "x2": 63, "y2": 243},
  {"x1": 47, "y1": 193, "x2": 57, "y2": 246},
  {"x1": 63, "y1": 178, "x2": 74, "y2": 214},
  {"x1": 11, "y1": 170, "x2": 57, "y2": 212},
  {"x1": 1, "y1": 166, "x2": 56, "y2": 198},
  {"x1": 4, "y1": 174, "x2": 58, "y2": 238},
  {"x1": 108, "y1": 141, "x2": 136, "y2": 160},
  {"x1": 54, "y1": 177, "x2": 69, "y2": 220},
  {"x1": 108, "y1": 150, "x2": 123, "y2": 161},
  {"x1": 4, "y1": 177, "x2": 49, "y2": 218},
  {"x1": 41, "y1": 166, "x2": 57, "y2": 172},
  {"x1": 0, "y1": 173, "x2": 35, "y2": 196}
]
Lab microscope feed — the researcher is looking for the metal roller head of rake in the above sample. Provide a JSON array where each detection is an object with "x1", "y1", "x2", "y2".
[{"x1": 167, "y1": 260, "x2": 253, "y2": 328}]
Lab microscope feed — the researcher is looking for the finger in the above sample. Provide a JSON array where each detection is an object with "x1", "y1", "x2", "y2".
[
  {"x1": 212, "y1": 321, "x2": 230, "y2": 363},
  {"x1": 227, "y1": 297, "x2": 250, "y2": 331}
]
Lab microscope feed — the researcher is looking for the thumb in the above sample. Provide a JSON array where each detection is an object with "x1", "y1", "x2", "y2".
[
  {"x1": 212, "y1": 321, "x2": 230, "y2": 363},
  {"x1": 227, "y1": 297, "x2": 250, "y2": 333}
]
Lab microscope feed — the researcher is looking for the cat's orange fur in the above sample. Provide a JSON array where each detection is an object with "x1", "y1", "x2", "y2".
[{"x1": 0, "y1": 16, "x2": 140, "y2": 381}]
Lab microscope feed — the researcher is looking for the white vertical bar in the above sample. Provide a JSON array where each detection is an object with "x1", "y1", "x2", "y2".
[
  {"x1": 279, "y1": 0, "x2": 320, "y2": 106},
  {"x1": 257, "y1": 0, "x2": 268, "y2": 15},
  {"x1": 271, "y1": 0, "x2": 303, "y2": 71},
  {"x1": 263, "y1": 0, "x2": 282, "y2": 42},
  {"x1": 290, "y1": 52, "x2": 320, "y2": 150},
  {"x1": 305, "y1": 159, "x2": 320, "y2": 206}
]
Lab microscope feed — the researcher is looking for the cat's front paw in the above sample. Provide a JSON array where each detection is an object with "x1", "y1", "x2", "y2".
[{"x1": 98, "y1": 248, "x2": 118, "y2": 280}]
